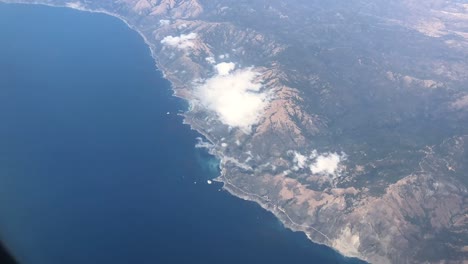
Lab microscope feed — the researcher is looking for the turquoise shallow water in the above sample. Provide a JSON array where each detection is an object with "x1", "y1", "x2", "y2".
[{"x1": 0, "y1": 3, "x2": 364, "y2": 264}]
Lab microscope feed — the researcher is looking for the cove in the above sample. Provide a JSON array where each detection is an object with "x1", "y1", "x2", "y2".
[{"x1": 0, "y1": 3, "x2": 363, "y2": 264}]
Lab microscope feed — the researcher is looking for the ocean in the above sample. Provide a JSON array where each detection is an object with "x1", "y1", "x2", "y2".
[{"x1": 0, "y1": 3, "x2": 363, "y2": 264}]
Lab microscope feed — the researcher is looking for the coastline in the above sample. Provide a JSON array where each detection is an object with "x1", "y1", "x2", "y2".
[{"x1": 0, "y1": 2, "x2": 360, "y2": 262}]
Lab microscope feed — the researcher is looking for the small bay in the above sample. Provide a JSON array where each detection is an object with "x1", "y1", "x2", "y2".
[{"x1": 0, "y1": 3, "x2": 362, "y2": 264}]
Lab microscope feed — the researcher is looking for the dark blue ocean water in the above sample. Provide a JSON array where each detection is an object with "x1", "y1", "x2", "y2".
[{"x1": 0, "y1": 4, "x2": 364, "y2": 264}]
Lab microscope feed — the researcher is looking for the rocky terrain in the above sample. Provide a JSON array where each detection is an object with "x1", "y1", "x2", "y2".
[{"x1": 1, "y1": 0, "x2": 467, "y2": 263}]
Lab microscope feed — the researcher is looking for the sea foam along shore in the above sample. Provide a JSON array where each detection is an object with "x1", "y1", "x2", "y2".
[{"x1": 0, "y1": 2, "x2": 362, "y2": 262}]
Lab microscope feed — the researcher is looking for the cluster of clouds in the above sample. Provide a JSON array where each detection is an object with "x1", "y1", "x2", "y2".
[
  {"x1": 160, "y1": 33, "x2": 197, "y2": 50},
  {"x1": 290, "y1": 150, "x2": 347, "y2": 178},
  {"x1": 194, "y1": 62, "x2": 269, "y2": 133},
  {"x1": 160, "y1": 32, "x2": 268, "y2": 132}
]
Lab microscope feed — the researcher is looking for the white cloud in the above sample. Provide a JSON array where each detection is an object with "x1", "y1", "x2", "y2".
[
  {"x1": 159, "y1": 19, "x2": 171, "y2": 26},
  {"x1": 195, "y1": 137, "x2": 214, "y2": 150},
  {"x1": 205, "y1": 57, "x2": 216, "y2": 64},
  {"x1": 161, "y1": 33, "x2": 197, "y2": 50},
  {"x1": 310, "y1": 152, "x2": 345, "y2": 177},
  {"x1": 66, "y1": 2, "x2": 84, "y2": 9},
  {"x1": 293, "y1": 151, "x2": 308, "y2": 169},
  {"x1": 195, "y1": 62, "x2": 269, "y2": 133},
  {"x1": 287, "y1": 150, "x2": 347, "y2": 178},
  {"x1": 215, "y1": 62, "x2": 236, "y2": 75}
]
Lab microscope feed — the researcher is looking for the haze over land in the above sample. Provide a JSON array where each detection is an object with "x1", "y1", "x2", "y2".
[{"x1": 1, "y1": 0, "x2": 467, "y2": 263}]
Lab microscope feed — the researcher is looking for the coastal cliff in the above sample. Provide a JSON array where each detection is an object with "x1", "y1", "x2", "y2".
[{"x1": 1, "y1": 1, "x2": 467, "y2": 263}]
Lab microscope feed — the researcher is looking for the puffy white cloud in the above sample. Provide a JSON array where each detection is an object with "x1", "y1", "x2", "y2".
[
  {"x1": 310, "y1": 152, "x2": 345, "y2": 177},
  {"x1": 161, "y1": 33, "x2": 197, "y2": 50},
  {"x1": 287, "y1": 150, "x2": 347, "y2": 178},
  {"x1": 293, "y1": 151, "x2": 308, "y2": 169},
  {"x1": 214, "y1": 62, "x2": 236, "y2": 75},
  {"x1": 195, "y1": 62, "x2": 269, "y2": 133}
]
